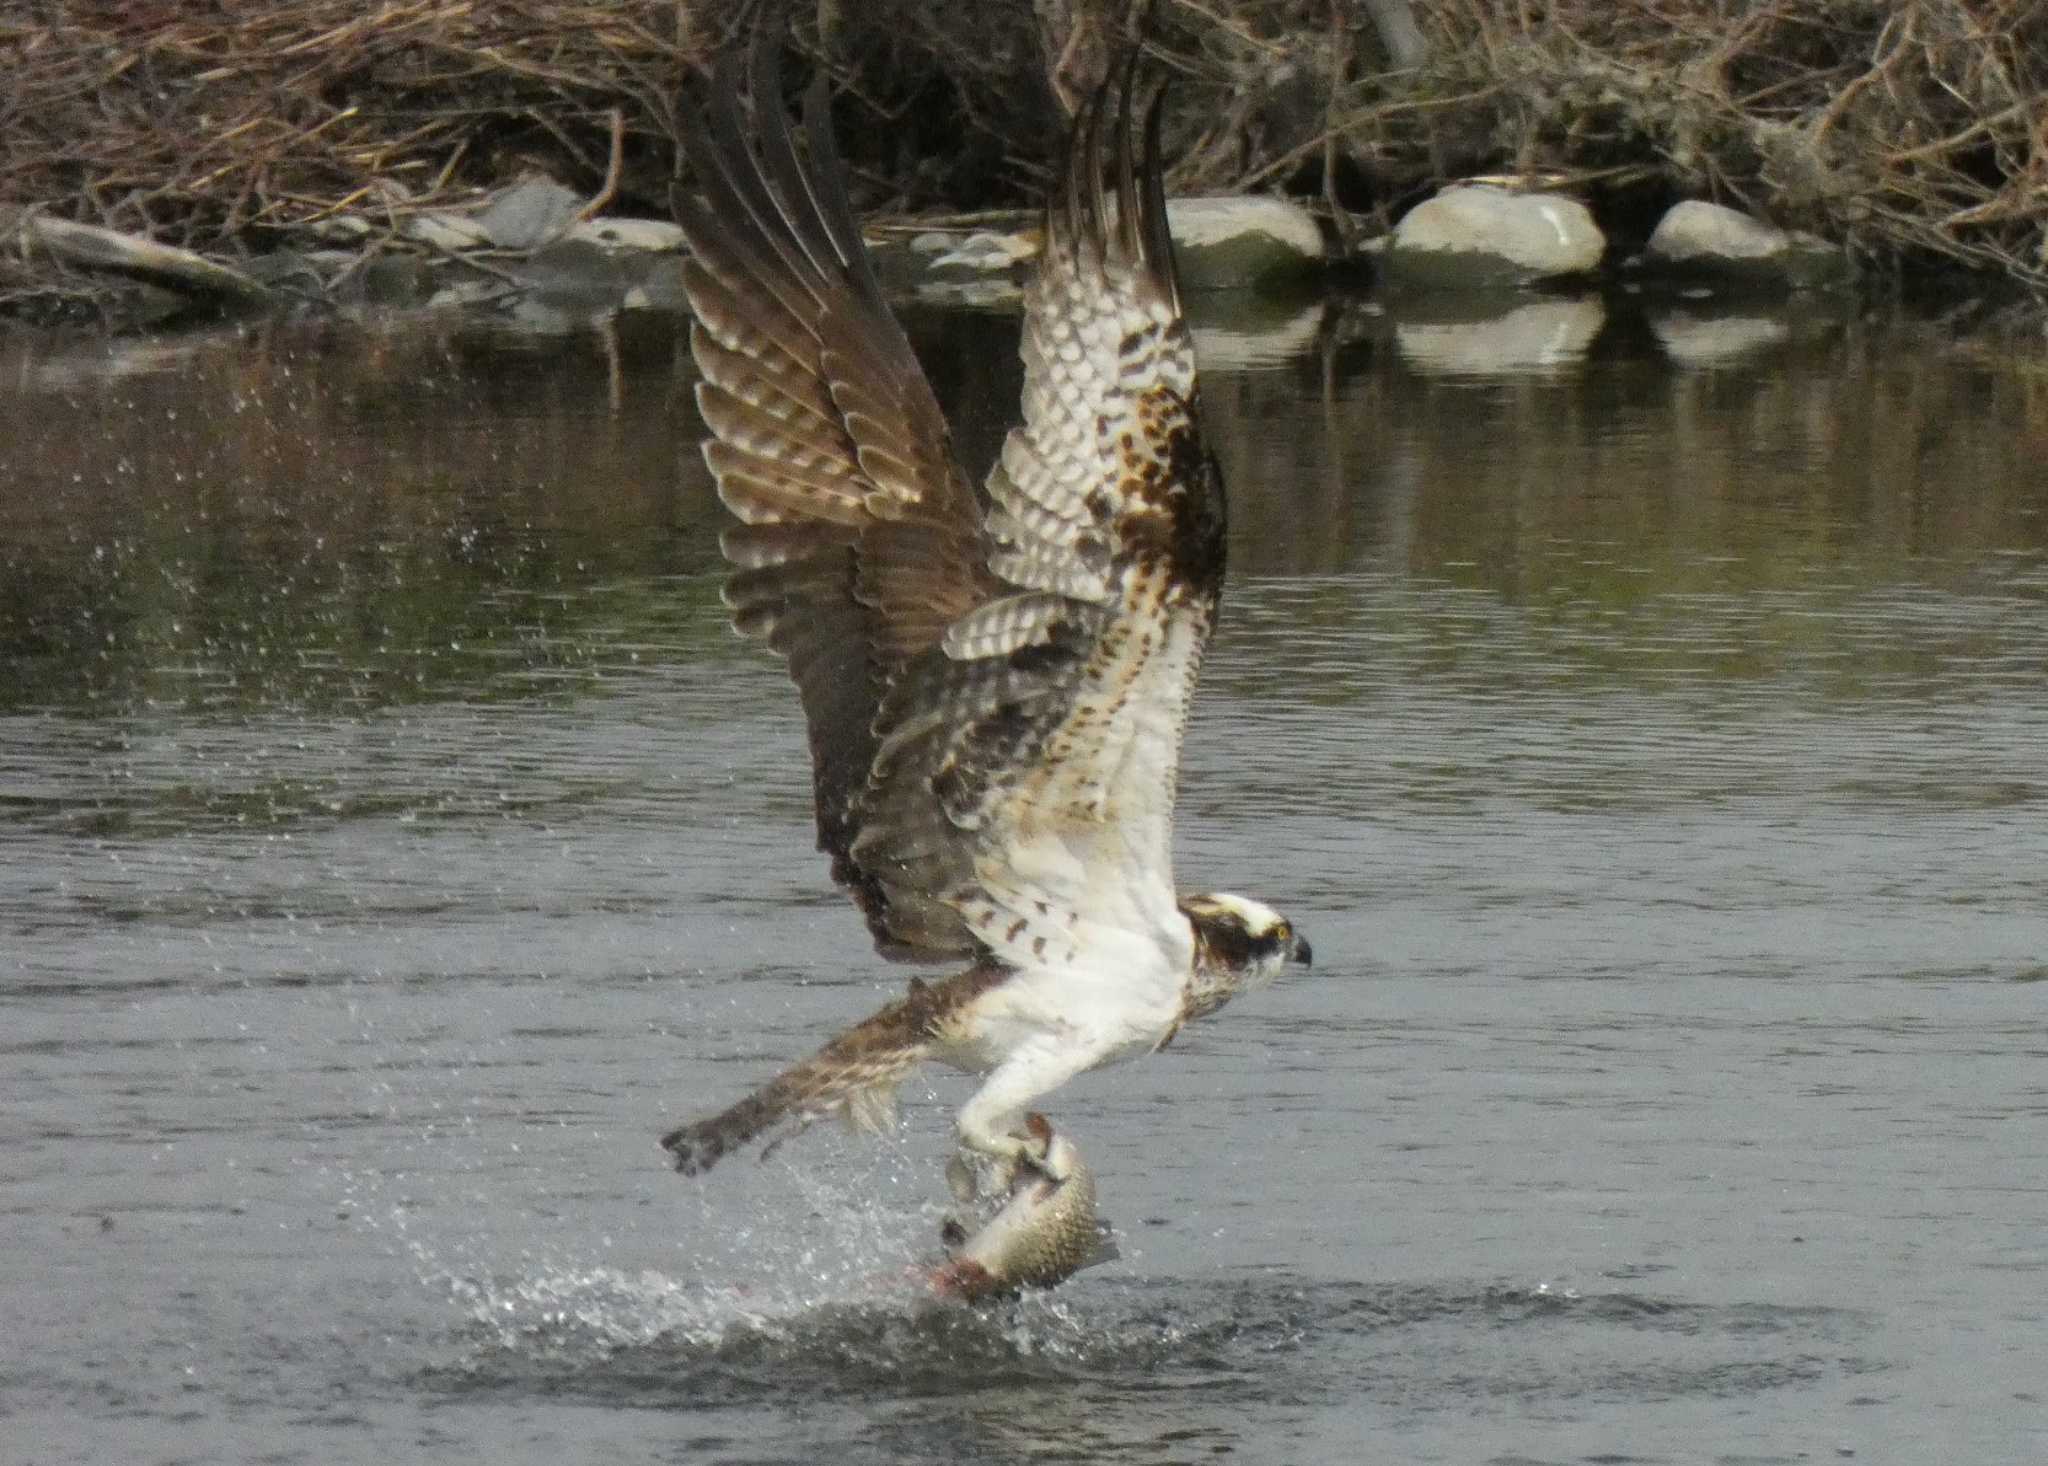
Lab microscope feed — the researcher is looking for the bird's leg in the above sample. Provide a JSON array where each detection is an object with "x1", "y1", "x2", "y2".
[
  {"x1": 945, "y1": 1151, "x2": 986, "y2": 1207},
  {"x1": 946, "y1": 1037, "x2": 1097, "y2": 1214},
  {"x1": 945, "y1": 1110, "x2": 1057, "y2": 1213},
  {"x1": 941, "y1": 1111, "x2": 1059, "y2": 1248}
]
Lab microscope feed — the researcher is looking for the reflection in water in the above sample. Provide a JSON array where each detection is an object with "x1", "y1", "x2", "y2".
[
  {"x1": 4, "y1": 298, "x2": 2046, "y2": 1465},
  {"x1": 1647, "y1": 309, "x2": 1792, "y2": 368},
  {"x1": 1393, "y1": 296, "x2": 1606, "y2": 376},
  {"x1": 5, "y1": 302, "x2": 2046, "y2": 717},
  {"x1": 5, "y1": 303, "x2": 2046, "y2": 993},
  {"x1": 0, "y1": 318, "x2": 722, "y2": 715}
]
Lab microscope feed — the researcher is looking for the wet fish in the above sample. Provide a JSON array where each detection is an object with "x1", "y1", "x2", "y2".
[{"x1": 927, "y1": 1129, "x2": 1117, "y2": 1301}]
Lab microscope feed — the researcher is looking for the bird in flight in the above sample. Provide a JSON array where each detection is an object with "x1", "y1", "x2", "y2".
[{"x1": 660, "y1": 25, "x2": 1311, "y2": 1211}]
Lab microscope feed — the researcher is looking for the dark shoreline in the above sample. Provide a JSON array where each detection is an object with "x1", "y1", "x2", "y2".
[{"x1": 3, "y1": 2, "x2": 2045, "y2": 331}]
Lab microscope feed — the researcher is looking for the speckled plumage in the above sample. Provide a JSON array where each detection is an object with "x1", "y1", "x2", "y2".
[{"x1": 659, "y1": 32, "x2": 1308, "y2": 1194}]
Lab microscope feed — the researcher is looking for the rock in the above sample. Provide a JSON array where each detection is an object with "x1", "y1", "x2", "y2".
[
  {"x1": 901, "y1": 228, "x2": 1036, "y2": 304},
  {"x1": 1164, "y1": 196, "x2": 1325, "y2": 290},
  {"x1": 474, "y1": 177, "x2": 584, "y2": 250},
  {"x1": 909, "y1": 275, "x2": 1027, "y2": 309},
  {"x1": 1384, "y1": 185, "x2": 1605, "y2": 290},
  {"x1": 565, "y1": 216, "x2": 686, "y2": 252},
  {"x1": 398, "y1": 179, "x2": 582, "y2": 252},
  {"x1": 306, "y1": 214, "x2": 372, "y2": 244},
  {"x1": 913, "y1": 229, "x2": 1040, "y2": 273},
  {"x1": 328, "y1": 186, "x2": 681, "y2": 261},
  {"x1": 889, "y1": 197, "x2": 1323, "y2": 296},
  {"x1": 400, "y1": 210, "x2": 491, "y2": 250},
  {"x1": 1647, "y1": 200, "x2": 1787, "y2": 264},
  {"x1": 1641, "y1": 200, "x2": 1849, "y2": 291}
]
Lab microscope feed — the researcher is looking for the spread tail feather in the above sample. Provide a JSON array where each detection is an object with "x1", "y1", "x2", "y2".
[{"x1": 661, "y1": 966, "x2": 1007, "y2": 1175}]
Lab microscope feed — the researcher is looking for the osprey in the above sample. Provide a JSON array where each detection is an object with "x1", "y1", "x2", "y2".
[{"x1": 661, "y1": 31, "x2": 1311, "y2": 1203}]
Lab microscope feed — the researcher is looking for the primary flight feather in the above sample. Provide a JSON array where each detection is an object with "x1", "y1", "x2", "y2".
[{"x1": 662, "y1": 30, "x2": 1311, "y2": 1201}]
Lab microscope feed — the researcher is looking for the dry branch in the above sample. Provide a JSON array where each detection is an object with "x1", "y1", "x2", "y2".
[
  {"x1": 0, "y1": 0, "x2": 2043, "y2": 302},
  {"x1": 14, "y1": 212, "x2": 270, "y2": 303}
]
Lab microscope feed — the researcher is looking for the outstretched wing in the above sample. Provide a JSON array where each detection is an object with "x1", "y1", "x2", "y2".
[
  {"x1": 672, "y1": 35, "x2": 996, "y2": 957},
  {"x1": 675, "y1": 41, "x2": 1224, "y2": 980},
  {"x1": 849, "y1": 67, "x2": 1225, "y2": 980}
]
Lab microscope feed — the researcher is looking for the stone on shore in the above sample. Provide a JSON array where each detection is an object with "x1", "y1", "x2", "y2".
[
  {"x1": 567, "y1": 216, "x2": 685, "y2": 253},
  {"x1": 895, "y1": 195, "x2": 1325, "y2": 299},
  {"x1": 1164, "y1": 197, "x2": 1325, "y2": 290},
  {"x1": 473, "y1": 178, "x2": 583, "y2": 250},
  {"x1": 1383, "y1": 185, "x2": 1605, "y2": 290},
  {"x1": 1640, "y1": 200, "x2": 1849, "y2": 291}
]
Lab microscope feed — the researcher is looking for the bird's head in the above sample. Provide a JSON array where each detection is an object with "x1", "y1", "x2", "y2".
[{"x1": 1179, "y1": 892, "x2": 1312, "y2": 1020}]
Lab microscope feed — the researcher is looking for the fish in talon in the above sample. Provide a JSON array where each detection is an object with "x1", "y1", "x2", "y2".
[{"x1": 928, "y1": 1130, "x2": 1118, "y2": 1301}]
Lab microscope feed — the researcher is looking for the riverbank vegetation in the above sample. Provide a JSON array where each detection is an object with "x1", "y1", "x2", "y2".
[{"x1": 3, "y1": 1, "x2": 2044, "y2": 321}]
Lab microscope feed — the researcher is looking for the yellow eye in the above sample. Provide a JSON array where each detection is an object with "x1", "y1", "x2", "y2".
[{"x1": 1274, "y1": 921, "x2": 1291, "y2": 942}]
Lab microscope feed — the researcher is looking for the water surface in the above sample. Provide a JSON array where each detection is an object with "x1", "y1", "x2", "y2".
[{"x1": 3, "y1": 298, "x2": 2045, "y2": 1464}]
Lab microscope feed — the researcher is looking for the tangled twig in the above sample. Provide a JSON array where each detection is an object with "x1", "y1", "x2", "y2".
[{"x1": 0, "y1": 0, "x2": 2041, "y2": 295}]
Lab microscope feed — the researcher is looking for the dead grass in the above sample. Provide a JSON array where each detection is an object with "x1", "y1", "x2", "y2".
[
  {"x1": 2, "y1": 1, "x2": 2044, "y2": 293},
  {"x1": 1382, "y1": 0, "x2": 2048, "y2": 286},
  {"x1": 1, "y1": 1, "x2": 720, "y2": 244}
]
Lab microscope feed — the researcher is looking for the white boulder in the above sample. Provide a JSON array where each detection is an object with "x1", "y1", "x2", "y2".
[
  {"x1": 1164, "y1": 196, "x2": 1325, "y2": 290},
  {"x1": 1642, "y1": 200, "x2": 1847, "y2": 290},
  {"x1": 1385, "y1": 184, "x2": 1605, "y2": 290}
]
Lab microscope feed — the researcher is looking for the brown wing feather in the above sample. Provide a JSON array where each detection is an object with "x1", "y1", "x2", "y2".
[
  {"x1": 675, "y1": 36, "x2": 1222, "y2": 973},
  {"x1": 673, "y1": 40, "x2": 995, "y2": 958},
  {"x1": 659, "y1": 964, "x2": 1011, "y2": 1174},
  {"x1": 840, "y1": 66, "x2": 1226, "y2": 972}
]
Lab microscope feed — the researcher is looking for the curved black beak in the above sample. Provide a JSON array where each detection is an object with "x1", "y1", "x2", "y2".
[{"x1": 1291, "y1": 933, "x2": 1313, "y2": 967}]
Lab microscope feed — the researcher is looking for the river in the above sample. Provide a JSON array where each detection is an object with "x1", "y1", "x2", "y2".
[{"x1": 2, "y1": 292, "x2": 2044, "y2": 1463}]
